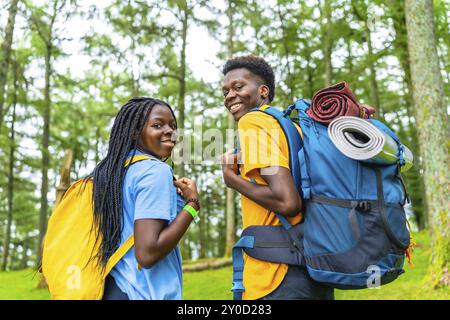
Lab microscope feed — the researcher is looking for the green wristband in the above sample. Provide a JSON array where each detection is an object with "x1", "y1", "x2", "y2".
[{"x1": 184, "y1": 204, "x2": 200, "y2": 223}]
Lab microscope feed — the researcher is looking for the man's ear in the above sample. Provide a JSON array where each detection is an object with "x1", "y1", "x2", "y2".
[{"x1": 259, "y1": 85, "x2": 269, "y2": 99}]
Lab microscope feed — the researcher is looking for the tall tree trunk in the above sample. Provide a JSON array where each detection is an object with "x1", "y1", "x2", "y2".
[
  {"x1": 130, "y1": 38, "x2": 140, "y2": 97},
  {"x1": 218, "y1": 214, "x2": 226, "y2": 257},
  {"x1": 365, "y1": 25, "x2": 381, "y2": 117},
  {"x1": 388, "y1": 0, "x2": 428, "y2": 231},
  {"x1": 1, "y1": 63, "x2": 18, "y2": 271},
  {"x1": 0, "y1": 0, "x2": 19, "y2": 128},
  {"x1": 20, "y1": 240, "x2": 28, "y2": 269},
  {"x1": 224, "y1": 0, "x2": 236, "y2": 258},
  {"x1": 352, "y1": 0, "x2": 382, "y2": 117},
  {"x1": 198, "y1": 192, "x2": 206, "y2": 259},
  {"x1": 276, "y1": 4, "x2": 294, "y2": 102},
  {"x1": 177, "y1": 4, "x2": 190, "y2": 260},
  {"x1": 345, "y1": 36, "x2": 354, "y2": 75},
  {"x1": 304, "y1": 43, "x2": 314, "y2": 99},
  {"x1": 37, "y1": 45, "x2": 52, "y2": 268},
  {"x1": 178, "y1": 8, "x2": 187, "y2": 180},
  {"x1": 405, "y1": 0, "x2": 450, "y2": 287},
  {"x1": 321, "y1": 0, "x2": 333, "y2": 86},
  {"x1": 205, "y1": 198, "x2": 211, "y2": 258},
  {"x1": 33, "y1": 0, "x2": 62, "y2": 269}
]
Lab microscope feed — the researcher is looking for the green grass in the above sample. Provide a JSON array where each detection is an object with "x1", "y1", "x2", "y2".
[
  {"x1": 1, "y1": 231, "x2": 448, "y2": 300},
  {"x1": 183, "y1": 266, "x2": 233, "y2": 300},
  {"x1": 0, "y1": 269, "x2": 50, "y2": 300}
]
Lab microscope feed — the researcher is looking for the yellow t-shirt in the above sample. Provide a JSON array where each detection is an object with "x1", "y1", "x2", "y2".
[{"x1": 237, "y1": 105, "x2": 303, "y2": 300}]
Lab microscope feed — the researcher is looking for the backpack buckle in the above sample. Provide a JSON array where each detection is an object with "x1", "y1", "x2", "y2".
[
  {"x1": 357, "y1": 201, "x2": 371, "y2": 212},
  {"x1": 231, "y1": 282, "x2": 244, "y2": 292},
  {"x1": 283, "y1": 104, "x2": 296, "y2": 117}
]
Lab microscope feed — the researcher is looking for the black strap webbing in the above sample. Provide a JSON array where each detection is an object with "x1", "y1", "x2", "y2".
[
  {"x1": 254, "y1": 240, "x2": 293, "y2": 248},
  {"x1": 309, "y1": 193, "x2": 404, "y2": 244},
  {"x1": 309, "y1": 194, "x2": 402, "y2": 209},
  {"x1": 375, "y1": 169, "x2": 408, "y2": 249}
]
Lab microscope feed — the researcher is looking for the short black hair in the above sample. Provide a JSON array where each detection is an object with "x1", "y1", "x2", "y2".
[{"x1": 222, "y1": 55, "x2": 275, "y2": 102}]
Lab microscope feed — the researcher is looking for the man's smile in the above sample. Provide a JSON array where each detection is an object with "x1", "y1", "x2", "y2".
[{"x1": 229, "y1": 103, "x2": 244, "y2": 114}]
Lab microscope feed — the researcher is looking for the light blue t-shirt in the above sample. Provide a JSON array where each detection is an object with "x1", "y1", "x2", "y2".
[{"x1": 110, "y1": 150, "x2": 184, "y2": 300}]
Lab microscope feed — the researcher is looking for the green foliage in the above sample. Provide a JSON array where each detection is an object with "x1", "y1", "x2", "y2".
[{"x1": 0, "y1": 0, "x2": 448, "y2": 284}]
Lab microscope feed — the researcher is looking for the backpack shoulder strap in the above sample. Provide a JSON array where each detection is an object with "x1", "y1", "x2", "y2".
[
  {"x1": 252, "y1": 106, "x2": 303, "y2": 194},
  {"x1": 103, "y1": 153, "x2": 158, "y2": 276},
  {"x1": 124, "y1": 154, "x2": 156, "y2": 167},
  {"x1": 250, "y1": 106, "x2": 303, "y2": 235},
  {"x1": 104, "y1": 234, "x2": 134, "y2": 277}
]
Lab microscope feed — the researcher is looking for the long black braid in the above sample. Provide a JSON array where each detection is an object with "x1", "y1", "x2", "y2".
[{"x1": 87, "y1": 97, "x2": 177, "y2": 269}]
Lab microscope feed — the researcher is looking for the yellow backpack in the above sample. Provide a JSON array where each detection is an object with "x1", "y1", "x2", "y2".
[{"x1": 42, "y1": 155, "x2": 152, "y2": 300}]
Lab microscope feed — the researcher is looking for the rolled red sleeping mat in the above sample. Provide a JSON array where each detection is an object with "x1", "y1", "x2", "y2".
[{"x1": 307, "y1": 81, "x2": 376, "y2": 125}]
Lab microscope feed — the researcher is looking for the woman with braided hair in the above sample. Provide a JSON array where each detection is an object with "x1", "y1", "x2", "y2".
[{"x1": 89, "y1": 97, "x2": 200, "y2": 300}]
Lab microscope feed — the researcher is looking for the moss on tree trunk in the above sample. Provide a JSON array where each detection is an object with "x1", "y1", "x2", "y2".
[{"x1": 405, "y1": 0, "x2": 450, "y2": 288}]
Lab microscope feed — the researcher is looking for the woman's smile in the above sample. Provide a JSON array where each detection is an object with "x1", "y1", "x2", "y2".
[{"x1": 139, "y1": 104, "x2": 177, "y2": 159}]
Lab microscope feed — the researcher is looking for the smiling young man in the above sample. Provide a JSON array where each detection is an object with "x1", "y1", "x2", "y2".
[{"x1": 221, "y1": 55, "x2": 334, "y2": 300}]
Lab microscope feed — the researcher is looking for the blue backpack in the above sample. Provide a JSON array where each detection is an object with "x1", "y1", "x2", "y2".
[{"x1": 232, "y1": 99, "x2": 412, "y2": 300}]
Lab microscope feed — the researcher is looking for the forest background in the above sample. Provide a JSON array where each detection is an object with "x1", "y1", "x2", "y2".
[{"x1": 0, "y1": 0, "x2": 448, "y2": 299}]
